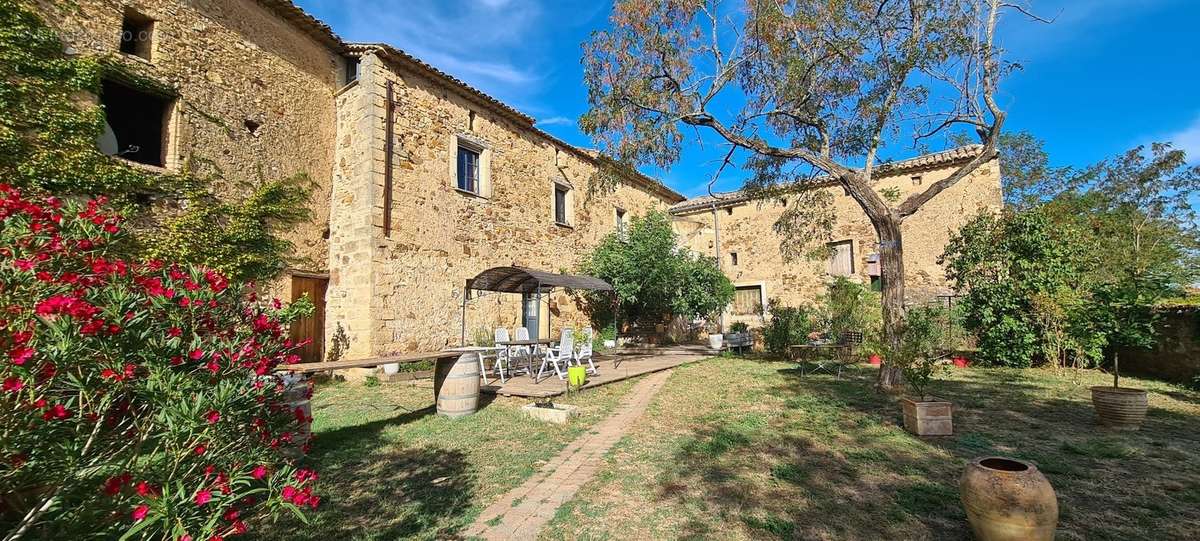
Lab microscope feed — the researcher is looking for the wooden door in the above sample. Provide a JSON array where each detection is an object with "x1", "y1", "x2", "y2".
[{"x1": 290, "y1": 275, "x2": 327, "y2": 364}]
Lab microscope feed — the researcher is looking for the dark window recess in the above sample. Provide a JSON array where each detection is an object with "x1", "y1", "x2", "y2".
[
  {"x1": 615, "y1": 208, "x2": 626, "y2": 233},
  {"x1": 344, "y1": 57, "x2": 360, "y2": 84},
  {"x1": 244, "y1": 119, "x2": 261, "y2": 136},
  {"x1": 100, "y1": 79, "x2": 170, "y2": 167},
  {"x1": 120, "y1": 10, "x2": 154, "y2": 60},
  {"x1": 554, "y1": 185, "x2": 569, "y2": 224},
  {"x1": 730, "y1": 252, "x2": 738, "y2": 266},
  {"x1": 457, "y1": 145, "x2": 480, "y2": 193},
  {"x1": 725, "y1": 207, "x2": 734, "y2": 216},
  {"x1": 870, "y1": 275, "x2": 882, "y2": 292}
]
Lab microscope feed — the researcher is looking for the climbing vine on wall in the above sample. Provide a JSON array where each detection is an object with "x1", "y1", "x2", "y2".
[{"x1": 0, "y1": 0, "x2": 313, "y2": 282}]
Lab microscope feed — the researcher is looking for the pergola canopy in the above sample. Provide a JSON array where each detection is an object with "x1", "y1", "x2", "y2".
[{"x1": 467, "y1": 266, "x2": 613, "y2": 294}]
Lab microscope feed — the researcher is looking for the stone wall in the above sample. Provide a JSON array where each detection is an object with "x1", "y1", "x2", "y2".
[
  {"x1": 1119, "y1": 308, "x2": 1200, "y2": 383},
  {"x1": 32, "y1": 0, "x2": 342, "y2": 284},
  {"x1": 325, "y1": 48, "x2": 681, "y2": 356},
  {"x1": 673, "y1": 158, "x2": 1002, "y2": 326}
]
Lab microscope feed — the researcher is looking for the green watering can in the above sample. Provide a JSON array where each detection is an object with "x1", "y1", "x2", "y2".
[{"x1": 567, "y1": 366, "x2": 587, "y2": 390}]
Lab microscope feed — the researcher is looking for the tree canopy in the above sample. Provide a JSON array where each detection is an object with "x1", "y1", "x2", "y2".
[{"x1": 579, "y1": 211, "x2": 733, "y2": 329}]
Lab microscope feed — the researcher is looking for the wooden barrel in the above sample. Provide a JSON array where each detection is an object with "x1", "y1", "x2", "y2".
[{"x1": 434, "y1": 353, "x2": 480, "y2": 418}]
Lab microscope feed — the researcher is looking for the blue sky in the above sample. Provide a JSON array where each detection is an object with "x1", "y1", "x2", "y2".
[{"x1": 295, "y1": 0, "x2": 1200, "y2": 198}]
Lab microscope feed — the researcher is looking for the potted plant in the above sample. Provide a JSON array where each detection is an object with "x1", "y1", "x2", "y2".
[
  {"x1": 1090, "y1": 352, "x2": 1148, "y2": 430},
  {"x1": 706, "y1": 320, "x2": 724, "y2": 350},
  {"x1": 894, "y1": 307, "x2": 953, "y2": 436}
]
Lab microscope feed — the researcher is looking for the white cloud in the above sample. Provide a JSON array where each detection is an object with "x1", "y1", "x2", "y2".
[
  {"x1": 1163, "y1": 114, "x2": 1200, "y2": 163},
  {"x1": 333, "y1": 0, "x2": 544, "y2": 94},
  {"x1": 536, "y1": 116, "x2": 574, "y2": 127}
]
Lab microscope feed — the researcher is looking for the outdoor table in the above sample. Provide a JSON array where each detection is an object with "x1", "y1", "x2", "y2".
[
  {"x1": 789, "y1": 343, "x2": 848, "y2": 377},
  {"x1": 496, "y1": 339, "x2": 556, "y2": 380}
]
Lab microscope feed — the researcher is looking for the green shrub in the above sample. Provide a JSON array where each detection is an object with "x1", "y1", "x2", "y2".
[
  {"x1": 890, "y1": 306, "x2": 950, "y2": 398},
  {"x1": 763, "y1": 300, "x2": 813, "y2": 357},
  {"x1": 729, "y1": 321, "x2": 749, "y2": 333},
  {"x1": 817, "y1": 277, "x2": 881, "y2": 342}
]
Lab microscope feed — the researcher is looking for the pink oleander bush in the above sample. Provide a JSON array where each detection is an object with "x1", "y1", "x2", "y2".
[{"x1": 0, "y1": 185, "x2": 318, "y2": 540}]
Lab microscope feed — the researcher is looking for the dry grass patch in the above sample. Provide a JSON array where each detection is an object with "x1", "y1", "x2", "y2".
[{"x1": 541, "y1": 357, "x2": 1200, "y2": 541}]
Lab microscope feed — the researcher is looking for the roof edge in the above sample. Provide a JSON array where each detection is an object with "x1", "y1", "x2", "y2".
[
  {"x1": 669, "y1": 145, "x2": 990, "y2": 215},
  {"x1": 256, "y1": 0, "x2": 346, "y2": 53}
]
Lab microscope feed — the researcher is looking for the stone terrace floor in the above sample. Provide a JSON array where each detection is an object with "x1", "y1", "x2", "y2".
[{"x1": 479, "y1": 345, "x2": 712, "y2": 398}]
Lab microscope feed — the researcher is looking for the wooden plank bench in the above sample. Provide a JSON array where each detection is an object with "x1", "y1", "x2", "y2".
[{"x1": 276, "y1": 350, "x2": 463, "y2": 374}]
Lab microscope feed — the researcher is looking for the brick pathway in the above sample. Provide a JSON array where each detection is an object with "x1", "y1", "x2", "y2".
[{"x1": 464, "y1": 369, "x2": 674, "y2": 540}]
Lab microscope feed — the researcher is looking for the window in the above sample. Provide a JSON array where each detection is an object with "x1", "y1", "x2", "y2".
[
  {"x1": 554, "y1": 184, "x2": 570, "y2": 225},
  {"x1": 99, "y1": 79, "x2": 171, "y2": 167},
  {"x1": 870, "y1": 275, "x2": 882, "y2": 292},
  {"x1": 120, "y1": 9, "x2": 154, "y2": 61},
  {"x1": 457, "y1": 144, "x2": 480, "y2": 194},
  {"x1": 730, "y1": 252, "x2": 739, "y2": 266},
  {"x1": 344, "y1": 57, "x2": 360, "y2": 84},
  {"x1": 725, "y1": 207, "x2": 734, "y2": 216},
  {"x1": 615, "y1": 208, "x2": 626, "y2": 232},
  {"x1": 826, "y1": 240, "x2": 854, "y2": 276},
  {"x1": 732, "y1": 285, "x2": 763, "y2": 315},
  {"x1": 911, "y1": 175, "x2": 923, "y2": 185}
]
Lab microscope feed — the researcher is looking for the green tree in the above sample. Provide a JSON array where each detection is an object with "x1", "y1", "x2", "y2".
[
  {"x1": 581, "y1": 0, "x2": 1036, "y2": 388},
  {"x1": 579, "y1": 211, "x2": 733, "y2": 330},
  {"x1": 941, "y1": 208, "x2": 1085, "y2": 367}
]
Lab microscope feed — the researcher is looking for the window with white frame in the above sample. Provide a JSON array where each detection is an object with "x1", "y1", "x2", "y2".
[
  {"x1": 826, "y1": 240, "x2": 854, "y2": 276},
  {"x1": 456, "y1": 143, "x2": 481, "y2": 194}
]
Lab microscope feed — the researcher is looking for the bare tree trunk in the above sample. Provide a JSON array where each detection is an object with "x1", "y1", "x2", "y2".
[{"x1": 876, "y1": 215, "x2": 907, "y2": 390}]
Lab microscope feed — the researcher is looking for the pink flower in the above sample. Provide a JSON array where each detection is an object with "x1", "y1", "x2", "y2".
[
  {"x1": 9, "y1": 347, "x2": 33, "y2": 366},
  {"x1": 135, "y1": 481, "x2": 159, "y2": 497},
  {"x1": 2, "y1": 377, "x2": 23, "y2": 393},
  {"x1": 193, "y1": 444, "x2": 207, "y2": 456},
  {"x1": 250, "y1": 465, "x2": 268, "y2": 480},
  {"x1": 131, "y1": 504, "x2": 149, "y2": 522},
  {"x1": 41, "y1": 403, "x2": 70, "y2": 421},
  {"x1": 281, "y1": 485, "x2": 297, "y2": 501},
  {"x1": 204, "y1": 410, "x2": 221, "y2": 424},
  {"x1": 193, "y1": 489, "x2": 212, "y2": 506},
  {"x1": 167, "y1": 327, "x2": 182, "y2": 337}
]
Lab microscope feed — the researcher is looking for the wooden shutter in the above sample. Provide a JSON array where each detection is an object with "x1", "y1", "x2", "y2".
[
  {"x1": 827, "y1": 241, "x2": 854, "y2": 276},
  {"x1": 732, "y1": 286, "x2": 762, "y2": 315}
]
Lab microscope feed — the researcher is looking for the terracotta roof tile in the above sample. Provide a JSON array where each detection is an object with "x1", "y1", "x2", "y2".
[{"x1": 669, "y1": 145, "x2": 986, "y2": 214}]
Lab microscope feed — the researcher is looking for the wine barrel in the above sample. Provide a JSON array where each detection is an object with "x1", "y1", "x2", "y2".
[{"x1": 434, "y1": 353, "x2": 481, "y2": 418}]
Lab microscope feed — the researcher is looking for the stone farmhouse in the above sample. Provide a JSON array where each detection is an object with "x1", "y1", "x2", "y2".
[{"x1": 35, "y1": 0, "x2": 1000, "y2": 363}]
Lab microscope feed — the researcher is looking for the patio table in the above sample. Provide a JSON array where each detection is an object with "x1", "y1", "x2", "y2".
[
  {"x1": 496, "y1": 339, "x2": 556, "y2": 380},
  {"x1": 789, "y1": 343, "x2": 849, "y2": 378}
]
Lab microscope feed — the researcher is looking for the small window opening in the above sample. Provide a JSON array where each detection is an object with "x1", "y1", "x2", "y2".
[
  {"x1": 468, "y1": 110, "x2": 476, "y2": 132},
  {"x1": 912, "y1": 175, "x2": 923, "y2": 185},
  {"x1": 554, "y1": 184, "x2": 569, "y2": 225},
  {"x1": 725, "y1": 207, "x2": 733, "y2": 216},
  {"x1": 244, "y1": 119, "x2": 261, "y2": 136},
  {"x1": 99, "y1": 79, "x2": 170, "y2": 167},
  {"x1": 120, "y1": 10, "x2": 154, "y2": 61},
  {"x1": 615, "y1": 208, "x2": 626, "y2": 232},
  {"x1": 457, "y1": 144, "x2": 481, "y2": 194},
  {"x1": 344, "y1": 57, "x2": 360, "y2": 84},
  {"x1": 730, "y1": 252, "x2": 739, "y2": 266}
]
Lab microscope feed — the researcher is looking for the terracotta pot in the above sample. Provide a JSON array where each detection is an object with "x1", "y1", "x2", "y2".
[
  {"x1": 868, "y1": 354, "x2": 882, "y2": 366},
  {"x1": 952, "y1": 356, "x2": 969, "y2": 368},
  {"x1": 901, "y1": 396, "x2": 953, "y2": 436},
  {"x1": 960, "y1": 457, "x2": 1058, "y2": 541},
  {"x1": 1090, "y1": 386, "x2": 1148, "y2": 431}
]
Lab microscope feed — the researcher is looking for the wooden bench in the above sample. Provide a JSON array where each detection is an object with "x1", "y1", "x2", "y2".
[
  {"x1": 724, "y1": 332, "x2": 754, "y2": 355},
  {"x1": 277, "y1": 350, "x2": 464, "y2": 374}
]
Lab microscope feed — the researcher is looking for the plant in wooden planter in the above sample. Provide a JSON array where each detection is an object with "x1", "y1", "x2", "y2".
[{"x1": 891, "y1": 307, "x2": 953, "y2": 436}]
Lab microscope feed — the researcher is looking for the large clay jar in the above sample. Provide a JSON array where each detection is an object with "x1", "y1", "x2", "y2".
[
  {"x1": 960, "y1": 457, "x2": 1058, "y2": 541},
  {"x1": 1090, "y1": 386, "x2": 1148, "y2": 430}
]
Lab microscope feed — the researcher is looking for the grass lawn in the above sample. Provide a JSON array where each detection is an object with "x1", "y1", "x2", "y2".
[
  {"x1": 541, "y1": 357, "x2": 1200, "y2": 540},
  {"x1": 260, "y1": 376, "x2": 640, "y2": 541}
]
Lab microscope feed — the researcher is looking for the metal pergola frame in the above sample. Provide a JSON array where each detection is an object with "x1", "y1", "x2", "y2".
[{"x1": 459, "y1": 266, "x2": 616, "y2": 346}]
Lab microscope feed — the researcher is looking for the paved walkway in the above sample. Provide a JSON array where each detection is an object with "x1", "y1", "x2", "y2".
[{"x1": 464, "y1": 369, "x2": 674, "y2": 540}]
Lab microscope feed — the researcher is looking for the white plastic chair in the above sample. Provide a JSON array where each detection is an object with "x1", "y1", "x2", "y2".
[
  {"x1": 538, "y1": 329, "x2": 573, "y2": 381},
  {"x1": 513, "y1": 327, "x2": 533, "y2": 374},
  {"x1": 575, "y1": 328, "x2": 598, "y2": 375},
  {"x1": 491, "y1": 328, "x2": 512, "y2": 383}
]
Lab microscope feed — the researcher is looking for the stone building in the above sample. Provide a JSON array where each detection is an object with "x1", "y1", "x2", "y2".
[
  {"x1": 670, "y1": 147, "x2": 1002, "y2": 328},
  {"x1": 34, "y1": 0, "x2": 1000, "y2": 362}
]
